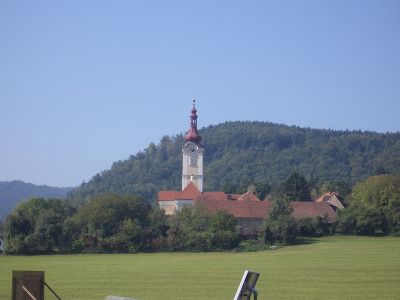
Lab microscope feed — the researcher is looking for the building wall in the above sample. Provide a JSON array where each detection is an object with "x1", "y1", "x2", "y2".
[
  {"x1": 159, "y1": 201, "x2": 176, "y2": 215},
  {"x1": 159, "y1": 200, "x2": 195, "y2": 215},
  {"x1": 237, "y1": 218, "x2": 263, "y2": 236},
  {"x1": 176, "y1": 200, "x2": 195, "y2": 211}
]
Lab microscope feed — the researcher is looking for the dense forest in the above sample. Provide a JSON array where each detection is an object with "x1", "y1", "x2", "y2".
[
  {"x1": 0, "y1": 181, "x2": 73, "y2": 220},
  {"x1": 69, "y1": 121, "x2": 400, "y2": 203}
]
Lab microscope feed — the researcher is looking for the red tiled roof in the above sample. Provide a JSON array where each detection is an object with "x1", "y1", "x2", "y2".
[
  {"x1": 195, "y1": 192, "x2": 270, "y2": 219},
  {"x1": 291, "y1": 201, "x2": 336, "y2": 222},
  {"x1": 177, "y1": 182, "x2": 201, "y2": 200},
  {"x1": 158, "y1": 188, "x2": 337, "y2": 221},
  {"x1": 227, "y1": 194, "x2": 242, "y2": 200},
  {"x1": 194, "y1": 193, "x2": 336, "y2": 221},
  {"x1": 158, "y1": 191, "x2": 181, "y2": 201},
  {"x1": 158, "y1": 182, "x2": 200, "y2": 201}
]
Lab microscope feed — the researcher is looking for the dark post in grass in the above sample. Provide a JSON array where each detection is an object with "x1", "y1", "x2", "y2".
[
  {"x1": 12, "y1": 271, "x2": 62, "y2": 300},
  {"x1": 12, "y1": 271, "x2": 44, "y2": 300}
]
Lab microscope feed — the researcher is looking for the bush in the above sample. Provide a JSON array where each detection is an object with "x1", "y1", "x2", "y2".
[
  {"x1": 207, "y1": 212, "x2": 240, "y2": 250},
  {"x1": 263, "y1": 193, "x2": 298, "y2": 245},
  {"x1": 166, "y1": 207, "x2": 240, "y2": 252},
  {"x1": 264, "y1": 216, "x2": 298, "y2": 244},
  {"x1": 297, "y1": 218, "x2": 316, "y2": 237},
  {"x1": 336, "y1": 203, "x2": 383, "y2": 235},
  {"x1": 297, "y1": 216, "x2": 334, "y2": 237},
  {"x1": 351, "y1": 175, "x2": 400, "y2": 234}
]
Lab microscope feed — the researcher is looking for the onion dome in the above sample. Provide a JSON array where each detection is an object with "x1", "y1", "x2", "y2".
[{"x1": 184, "y1": 99, "x2": 202, "y2": 144}]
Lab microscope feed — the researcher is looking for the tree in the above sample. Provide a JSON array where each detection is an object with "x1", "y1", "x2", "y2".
[
  {"x1": 78, "y1": 194, "x2": 151, "y2": 237},
  {"x1": 297, "y1": 216, "x2": 332, "y2": 237},
  {"x1": 147, "y1": 206, "x2": 169, "y2": 250},
  {"x1": 350, "y1": 175, "x2": 400, "y2": 233},
  {"x1": 263, "y1": 193, "x2": 297, "y2": 244},
  {"x1": 73, "y1": 194, "x2": 152, "y2": 253},
  {"x1": 148, "y1": 206, "x2": 169, "y2": 238},
  {"x1": 3, "y1": 213, "x2": 32, "y2": 254},
  {"x1": 207, "y1": 211, "x2": 240, "y2": 250},
  {"x1": 254, "y1": 181, "x2": 272, "y2": 200},
  {"x1": 113, "y1": 218, "x2": 145, "y2": 253},
  {"x1": 4, "y1": 198, "x2": 72, "y2": 254},
  {"x1": 166, "y1": 207, "x2": 240, "y2": 251},
  {"x1": 280, "y1": 172, "x2": 312, "y2": 201},
  {"x1": 336, "y1": 203, "x2": 382, "y2": 235},
  {"x1": 61, "y1": 214, "x2": 82, "y2": 252},
  {"x1": 34, "y1": 210, "x2": 64, "y2": 252},
  {"x1": 320, "y1": 180, "x2": 352, "y2": 198},
  {"x1": 166, "y1": 206, "x2": 208, "y2": 251}
]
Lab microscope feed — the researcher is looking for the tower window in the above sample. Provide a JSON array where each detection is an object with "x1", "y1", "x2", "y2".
[{"x1": 190, "y1": 156, "x2": 198, "y2": 167}]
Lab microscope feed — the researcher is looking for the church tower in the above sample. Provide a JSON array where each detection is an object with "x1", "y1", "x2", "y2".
[{"x1": 182, "y1": 99, "x2": 204, "y2": 192}]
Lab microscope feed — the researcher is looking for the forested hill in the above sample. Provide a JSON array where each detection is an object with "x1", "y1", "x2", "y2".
[
  {"x1": 69, "y1": 121, "x2": 400, "y2": 203},
  {"x1": 0, "y1": 181, "x2": 73, "y2": 220}
]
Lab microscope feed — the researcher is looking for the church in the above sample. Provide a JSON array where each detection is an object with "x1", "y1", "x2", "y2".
[{"x1": 158, "y1": 100, "x2": 337, "y2": 235}]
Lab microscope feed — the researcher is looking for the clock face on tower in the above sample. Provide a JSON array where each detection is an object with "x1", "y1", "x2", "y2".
[
  {"x1": 184, "y1": 142, "x2": 200, "y2": 154},
  {"x1": 184, "y1": 142, "x2": 202, "y2": 168},
  {"x1": 189, "y1": 145, "x2": 197, "y2": 153}
]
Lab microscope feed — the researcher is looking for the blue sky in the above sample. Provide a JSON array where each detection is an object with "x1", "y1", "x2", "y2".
[{"x1": 1, "y1": 1, "x2": 399, "y2": 187}]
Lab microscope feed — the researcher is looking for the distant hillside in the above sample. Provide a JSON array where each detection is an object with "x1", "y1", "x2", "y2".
[
  {"x1": 69, "y1": 121, "x2": 400, "y2": 203},
  {"x1": 0, "y1": 180, "x2": 73, "y2": 220}
]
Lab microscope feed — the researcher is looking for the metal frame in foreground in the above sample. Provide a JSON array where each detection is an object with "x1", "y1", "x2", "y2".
[{"x1": 233, "y1": 270, "x2": 260, "y2": 300}]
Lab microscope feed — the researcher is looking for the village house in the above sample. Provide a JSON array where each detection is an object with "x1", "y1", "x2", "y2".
[
  {"x1": 158, "y1": 100, "x2": 337, "y2": 235},
  {"x1": 315, "y1": 191, "x2": 345, "y2": 211}
]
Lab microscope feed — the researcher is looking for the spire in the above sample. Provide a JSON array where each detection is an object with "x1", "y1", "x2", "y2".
[{"x1": 184, "y1": 98, "x2": 202, "y2": 144}]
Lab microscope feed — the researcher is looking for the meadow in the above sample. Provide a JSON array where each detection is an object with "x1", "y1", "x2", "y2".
[{"x1": 1, "y1": 236, "x2": 399, "y2": 300}]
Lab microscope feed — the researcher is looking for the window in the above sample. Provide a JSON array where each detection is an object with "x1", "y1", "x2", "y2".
[{"x1": 190, "y1": 155, "x2": 198, "y2": 167}]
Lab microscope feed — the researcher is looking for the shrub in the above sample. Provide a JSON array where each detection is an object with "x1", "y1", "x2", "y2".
[
  {"x1": 336, "y1": 203, "x2": 383, "y2": 235},
  {"x1": 264, "y1": 216, "x2": 298, "y2": 244}
]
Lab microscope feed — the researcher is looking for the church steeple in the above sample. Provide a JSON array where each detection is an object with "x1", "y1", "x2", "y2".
[
  {"x1": 184, "y1": 99, "x2": 202, "y2": 144},
  {"x1": 182, "y1": 99, "x2": 204, "y2": 192}
]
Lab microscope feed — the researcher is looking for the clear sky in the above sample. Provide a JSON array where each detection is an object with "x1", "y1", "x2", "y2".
[{"x1": 1, "y1": 1, "x2": 399, "y2": 187}]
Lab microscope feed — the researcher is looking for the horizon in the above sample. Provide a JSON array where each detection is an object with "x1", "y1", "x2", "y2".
[
  {"x1": 1, "y1": 1, "x2": 399, "y2": 186},
  {"x1": 1, "y1": 119, "x2": 399, "y2": 188}
]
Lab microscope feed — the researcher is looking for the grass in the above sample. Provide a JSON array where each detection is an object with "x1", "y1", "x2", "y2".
[{"x1": 1, "y1": 236, "x2": 400, "y2": 300}]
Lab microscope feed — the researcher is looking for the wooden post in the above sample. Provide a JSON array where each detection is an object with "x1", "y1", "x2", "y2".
[{"x1": 12, "y1": 271, "x2": 45, "y2": 300}]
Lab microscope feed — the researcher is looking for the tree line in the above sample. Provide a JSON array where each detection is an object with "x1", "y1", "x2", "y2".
[
  {"x1": 264, "y1": 174, "x2": 400, "y2": 244},
  {"x1": 3, "y1": 174, "x2": 400, "y2": 255},
  {"x1": 3, "y1": 194, "x2": 241, "y2": 254}
]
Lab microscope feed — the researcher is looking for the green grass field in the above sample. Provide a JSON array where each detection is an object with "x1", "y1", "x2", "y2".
[{"x1": 1, "y1": 236, "x2": 399, "y2": 300}]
